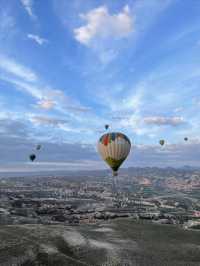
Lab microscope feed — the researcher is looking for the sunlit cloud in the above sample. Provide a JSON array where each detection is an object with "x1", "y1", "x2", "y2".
[
  {"x1": 74, "y1": 5, "x2": 133, "y2": 46},
  {"x1": 36, "y1": 99, "x2": 55, "y2": 110}
]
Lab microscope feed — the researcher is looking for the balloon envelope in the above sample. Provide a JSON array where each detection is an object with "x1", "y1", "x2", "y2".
[
  {"x1": 98, "y1": 132, "x2": 131, "y2": 176},
  {"x1": 159, "y1": 140, "x2": 165, "y2": 146},
  {"x1": 36, "y1": 144, "x2": 41, "y2": 150},
  {"x1": 29, "y1": 154, "x2": 36, "y2": 162},
  {"x1": 105, "y1": 124, "x2": 109, "y2": 130}
]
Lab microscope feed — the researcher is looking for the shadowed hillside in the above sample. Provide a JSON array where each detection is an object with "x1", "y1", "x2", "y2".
[{"x1": 0, "y1": 218, "x2": 200, "y2": 266}]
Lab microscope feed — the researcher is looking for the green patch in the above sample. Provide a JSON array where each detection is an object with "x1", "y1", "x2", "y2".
[{"x1": 105, "y1": 157, "x2": 126, "y2": 171}]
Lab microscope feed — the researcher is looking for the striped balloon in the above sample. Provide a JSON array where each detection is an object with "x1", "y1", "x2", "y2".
[{"x1": 98, "y1": 132, "x2": 131, "y2": 176}]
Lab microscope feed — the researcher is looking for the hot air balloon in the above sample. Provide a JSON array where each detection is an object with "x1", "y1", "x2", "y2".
[
  {"x1": 36, "y1": 144, "x2": 41, "y2": 150},
  {"x1": 159, "y1": 139, "x2": 165, "y2": 146},
  {"x1": 29, "y1": 154, "x2": 36, "y2": 162},
  {"x1": 98, "y1": 132, "x2": 131, "y2": 176},
  {"x1": 184, "y1": 137, "x2": 188, "y2": 141},
  {"x1": 105, "y1": 124, "x2": 109, "y2": 130}
]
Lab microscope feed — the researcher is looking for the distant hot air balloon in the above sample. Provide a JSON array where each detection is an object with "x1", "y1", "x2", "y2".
[
  {"x1": 105, "y1": 124, "x2": 109, "y2": 130},
  {"x1": 98, "y1": 132, "x2": 131, "y2": 176},
  {"x1": 29, "y1": 154, "x2": 36, "y2": 162},
  {"x1": 184, "y1": 137, "x2": 188, "y2": 142},
  {"x1": 159, "y1": 139, "x2": 165, "y2": 146},
  {"x1": 36, "y1": 144, "x2": 41, "y2": 150}
]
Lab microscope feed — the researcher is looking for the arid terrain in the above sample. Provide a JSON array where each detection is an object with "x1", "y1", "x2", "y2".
[
  {"x1": 0, "y1": 218, "x2": 200, "y2": 266},
  {"x1": 0, "y1": 168, "x2": 200, "y2": 265}
]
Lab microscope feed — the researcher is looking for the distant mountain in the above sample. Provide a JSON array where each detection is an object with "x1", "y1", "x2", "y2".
[{"x1": 0, "y1": 166, "x2": 200, "y2": 179}]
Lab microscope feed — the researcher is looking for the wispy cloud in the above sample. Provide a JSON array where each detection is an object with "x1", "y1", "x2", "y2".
[
  {"x1": 20, "y1": 0, "x2": 36, "y2": 19},
  {"x1": 27, "y1": 34, "x2": 48, "y2": 45},
  {"x1": 0, "y1": 119, "x2": 29, "y2": 138},
  {"x1": 111, "y1": 115, "x2": 129, "y2": 121},
  {"x1": 1, "y1": 72, "x2": 91, "y2": 117},
  {"x1": 132, "y1": 0, "x2": 173, "y2": 32},
  {"x1": 0, "y1": 77, "x2": 43, "y2": 99},
  {"x1": 143, "y1": 116, "x2": 186, "y2": 127},
  {"x1": 66, "y1": 105, "x2": 91, "y2": 113},
  {"x1": 0, "y1": 9, "x2": 15, "y2": 33},
  {"x1": 98, "y1": 49, "x2": 118, "y2": 65},
  {"x1": 0, "y1": 5, "x2": 18, "y2": 47},
  {"x1": 0, "y1": 55, "x2": 92, "y2": 122},
  {"x1": 174, "y1": 107, "x2": 183, "y2": 113},
  {"x1": 30, "y1": 116, "x2": 69, "y2": 126},
  {"x1": 0, "y1": 55, "x2": 37, "y2": 82}
]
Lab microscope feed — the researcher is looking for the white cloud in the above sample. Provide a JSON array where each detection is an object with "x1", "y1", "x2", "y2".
[
  {"x1": 143, "y1": 116, "x2": 186, "y2": 127},
  {"x1": 0, "y1": 55, "x2": 37, "y2": 82},
  {"x1": 27, "y1": 34, "x2": 48, "y2": 45},
  {"x1": 74, "y1": 5, "x2": 133, "y2": 45},
  {"x1": 20, "y1": 0, "x2": 36, "y2": 19}
]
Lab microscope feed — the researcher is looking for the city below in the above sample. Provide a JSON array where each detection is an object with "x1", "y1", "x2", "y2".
[{"x1": 1, "y1": 167, "x2": 200, "y2": 229}]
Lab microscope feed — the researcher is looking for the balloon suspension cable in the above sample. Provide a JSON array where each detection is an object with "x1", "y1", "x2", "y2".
[
  {"x1": 112, "y1": 171, "x2": 118, "y2": 196},
  {"x1": 113, "y1": 171, "x2": 118, "y2": 177}
]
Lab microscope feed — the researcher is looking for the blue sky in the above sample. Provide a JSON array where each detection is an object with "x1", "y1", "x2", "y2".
[{"x1": 1, "y1": 0, "x2": 200, "y2": 172}]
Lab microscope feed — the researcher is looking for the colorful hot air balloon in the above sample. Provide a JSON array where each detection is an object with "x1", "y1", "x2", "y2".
[
  {"x1": 98, "y1": 132, "x2": 131, "y2": 176},
  {"x1": 184, "y1": 137, "x2": 188, "y2": 141},
  {"x1": 29, "y1": 154, "x2": 36, "y2": 162},
  {"x1": 159, "y1": 139, "x2": 165, "y2": 146},
  {"x1": 105, "y1": 124, "x2": 109, "y2": 130}
]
